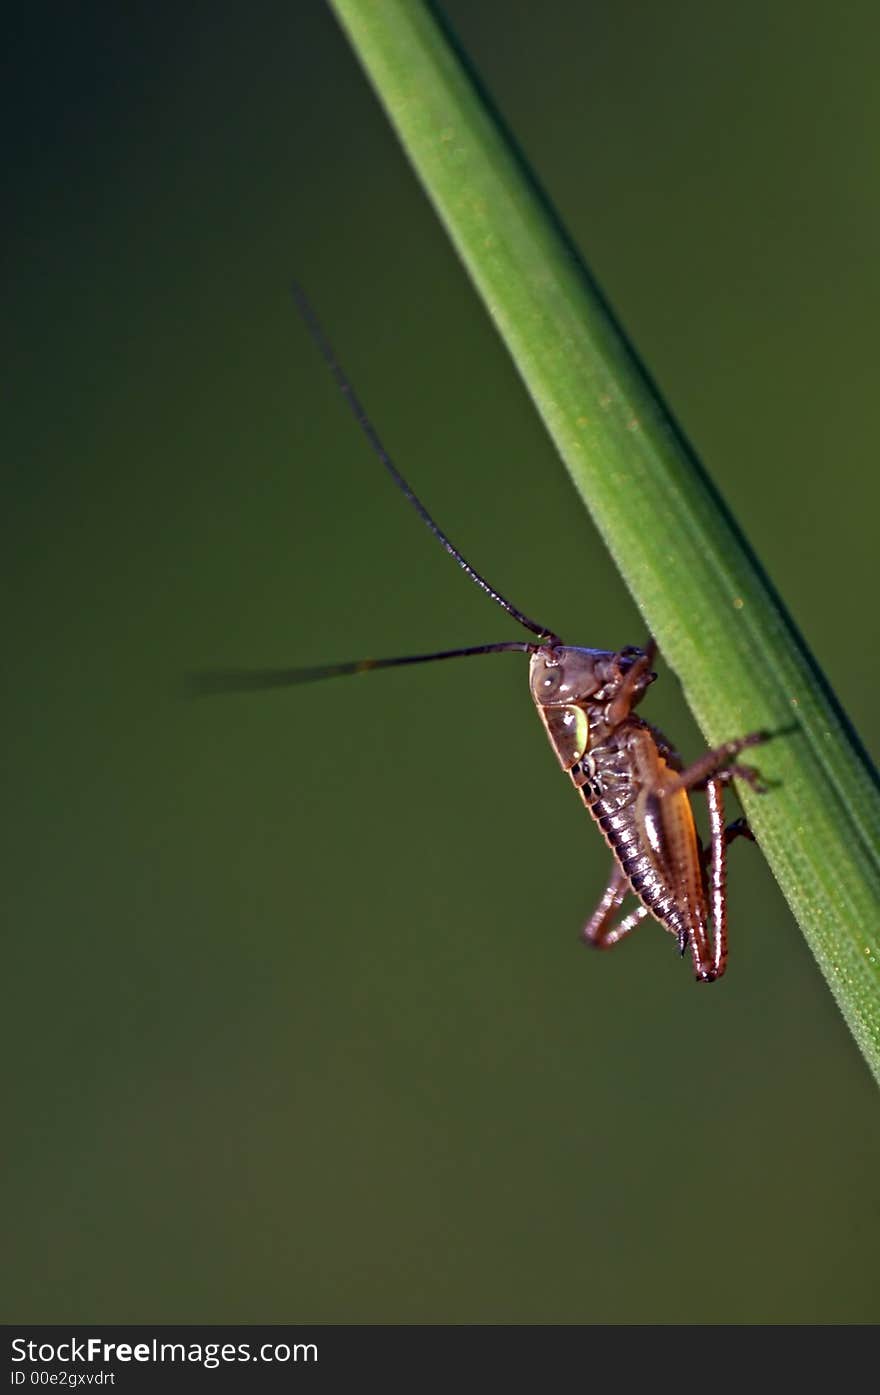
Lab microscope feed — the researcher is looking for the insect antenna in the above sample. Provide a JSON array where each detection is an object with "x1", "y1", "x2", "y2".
[
  {"x1": 292, "y1": 282, "x2": 560, "y2": 645},
  {"x1": 192, "y1": 642, "x2": 536, "y2": 696}
]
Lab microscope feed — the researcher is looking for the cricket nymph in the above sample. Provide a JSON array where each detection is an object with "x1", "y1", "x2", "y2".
[
  {"x1": 199, "y1": 286, "x2": 769, "y2": 985},
  {"x1": 530, "y1": 643, "x2": 765, "y2": 981}
]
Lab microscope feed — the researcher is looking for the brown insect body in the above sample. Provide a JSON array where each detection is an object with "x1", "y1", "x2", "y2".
[
  {"x1": 530, "y1": 643, "x2": 762, "y2": 981},
  {"x1": 201, "y1": 288, "x2": 768, "y2": 985}
]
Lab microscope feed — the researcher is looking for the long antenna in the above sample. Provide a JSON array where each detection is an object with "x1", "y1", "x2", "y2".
[
  {"x1": 193, "y1": 642, "x2": 535, "y2": 696},
  {"x1": 292, "y1": 283, "x2": 560, "y2": 645}
]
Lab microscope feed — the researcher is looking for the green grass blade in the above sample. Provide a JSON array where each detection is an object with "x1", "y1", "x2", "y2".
[{"x1": 329, "y1": 0, "x2": 880, "y2": 1080}]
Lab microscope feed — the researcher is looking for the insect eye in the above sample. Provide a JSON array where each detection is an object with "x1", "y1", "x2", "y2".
[{"x1": 539, "y1": 665, "x2": 562, "y2": 694}]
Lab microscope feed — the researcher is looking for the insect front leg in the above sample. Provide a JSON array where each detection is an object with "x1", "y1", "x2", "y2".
[
  {"x1": 605, "y1": 644, "x2": 658, "y2": 726},
  {"x1": 582, "y1": 863, "x2": 650, "y2": 950}
]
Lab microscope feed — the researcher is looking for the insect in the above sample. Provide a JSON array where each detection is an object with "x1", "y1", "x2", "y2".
[{"x1": 201, "y1": 287, "x2": 768, "y2": 983}]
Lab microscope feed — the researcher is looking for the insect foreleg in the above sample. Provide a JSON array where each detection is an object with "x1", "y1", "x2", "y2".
[{"x1": 605, "y1": 646, "x2": 657, "y2": 726}]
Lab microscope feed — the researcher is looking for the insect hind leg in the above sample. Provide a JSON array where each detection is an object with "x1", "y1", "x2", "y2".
[{"x1": 693, "y1": 781, "x2": 759, "y2": 983}]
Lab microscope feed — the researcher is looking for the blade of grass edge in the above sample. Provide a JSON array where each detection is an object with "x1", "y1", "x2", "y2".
[{"x1": 328, "y1": 0, "x2": 880, "y2": 1082}]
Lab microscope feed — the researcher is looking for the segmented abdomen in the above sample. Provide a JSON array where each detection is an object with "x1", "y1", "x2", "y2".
[{"x1": 571, "y1": 727, "x2": 702, "y2": 945}]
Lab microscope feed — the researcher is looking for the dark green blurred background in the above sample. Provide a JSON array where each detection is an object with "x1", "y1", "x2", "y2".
[{"x1": 6, "y1": 1, "x2": 880, "y2": 1322}]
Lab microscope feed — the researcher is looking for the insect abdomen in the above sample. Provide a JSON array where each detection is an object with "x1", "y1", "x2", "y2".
[{"x1": 573, "y1": 725, "x2": 701, "y2": 944}]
